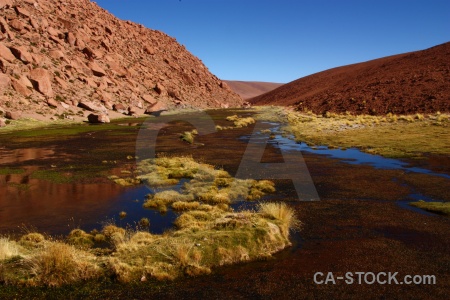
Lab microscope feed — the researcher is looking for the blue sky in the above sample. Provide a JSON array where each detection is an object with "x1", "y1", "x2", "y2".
[{"x1": 95, "y1": 0, "x2": 450, "y2": 83}]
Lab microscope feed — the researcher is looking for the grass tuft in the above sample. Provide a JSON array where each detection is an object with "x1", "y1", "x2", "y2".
[{"x1": 410, "y1": 200, "x2": 450, "y2": 216}]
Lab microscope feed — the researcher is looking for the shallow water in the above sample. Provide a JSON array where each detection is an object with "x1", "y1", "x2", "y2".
[
  {"x1": 0, "y1": 111, "x2": 448, "y2": 236},
  {"x1": 241, "y1": 122, "x2": 450, "y2": 179}
]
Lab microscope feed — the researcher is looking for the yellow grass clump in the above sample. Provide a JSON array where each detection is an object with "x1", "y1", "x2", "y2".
[
  {"x1": 0, "y1": 238, "x2": 21, "y2": 260},
  {"x1": 1, "y1": 200, "x2": 300, "y2": 286}
]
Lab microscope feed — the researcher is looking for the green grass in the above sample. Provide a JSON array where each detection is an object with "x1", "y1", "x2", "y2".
[
  {"x1": 226, "y1": 115, "x2": 256, "y2": 128},
  {"x1": 136, "y1": 156, "x2": 277, "y2": 212},
  {"x1": 0, "y1": 116, "x2": 148, "y2": 138},
  {"x1": 284, "y1": 111, "x2": 450, "y2": 158},
  {"x1": 180, "y1": 130, "x2": 198, "y2": 144},
  {"x1": 0, "y1": 168, "x2": 25, "y2": 175},
  {"x1": 30, "y1": 164, "x2": 112, "y2": 184},
  {"x1": 410, "y1": 200, "x2": 450, "y2": 216}
]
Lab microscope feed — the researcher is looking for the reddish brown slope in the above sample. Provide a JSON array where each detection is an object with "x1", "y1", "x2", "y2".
[
  {"x1": 250, "y1": 42, "x2": 450, "y2": 115},
  {"x1": 224, "y1": 80, "x2": 284, "y2": 99},
  {"x1": 0, "y1": 0, "x2": 242, "y2": 124}
]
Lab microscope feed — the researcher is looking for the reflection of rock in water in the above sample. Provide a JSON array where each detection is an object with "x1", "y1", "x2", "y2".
[
  {"x1": 0, "y1": 176, "x2": 125, "y2": 235},
  {"x1": 0, "y1": 148, "x2": 56, "y2": 164}
]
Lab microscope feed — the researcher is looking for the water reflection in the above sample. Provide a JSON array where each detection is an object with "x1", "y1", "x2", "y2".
[
  {"x1": 241, "y1": 122, "x2": 450, "y2": 179},
  {"x1": 0, "y1": 147, "x2": 55, "y2": 164},
  {"x1": 0, "y1": 174, "x2": 124, "y2": 235}
]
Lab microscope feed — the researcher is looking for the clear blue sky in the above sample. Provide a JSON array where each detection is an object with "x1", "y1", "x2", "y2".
[{"x1": 95, "y1": 0, "x2": 450, "y2": 83}]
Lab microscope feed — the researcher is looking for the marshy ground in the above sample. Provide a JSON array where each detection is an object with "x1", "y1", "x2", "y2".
[{"x1": 0, "y1": 108, "x2": 449, "y2": 298}]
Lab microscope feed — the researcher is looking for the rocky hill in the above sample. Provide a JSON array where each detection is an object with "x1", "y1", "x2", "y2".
[
  {"x1": 0, "y1": 0, "x2": 242, "y2": 125},
  {"x1": 224, "y1": 80, "x2": 284, "y2": 100},
  {"x1": 250, "y1": 42, "x2": 450, "y2": 115}
]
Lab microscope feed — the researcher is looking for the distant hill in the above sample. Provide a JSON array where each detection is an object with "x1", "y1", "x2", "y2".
[
  {"x1": 224, "y1": 80, "x2": 284, "y2": 100},
  {"x1": 0, "y1": 0, "x2": 242, "y2": 124},
  {"x1": 250, "y1": 42, "x2": 450, "y2": 115}
]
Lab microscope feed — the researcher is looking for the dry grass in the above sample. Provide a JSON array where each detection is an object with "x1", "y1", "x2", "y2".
[
  {"x1": 180, "y1": 130, "x2": 198, "y2": 144},
  {"x1": 259, "y1": 202, "x2": 301, "y2": 238},
  {"x1": 27, "y1": 242, "x2": 100, "y2": 286},
  {"x1": 283, "y1": 110, "x2": 450, "y2": 158},
  {"x1": 67, "y1": 229, "x2": 94, "y2": 249},
  {"x1": 1, "y1": 201, "x2": 299, "y2": 286},
  {"x1": 1, "y1": 156, "x2": 299, "y2": 287},
  {"x1": 172, "y1": 201, "x2": 201, "y2": 211},
  {"x1": 0, "y1": 238, "x2": 21, "y2": 260},
  {"x1": 410, "y1": 200, "x2": 450, "y2": 216},
  {"x1": 226, "y1": 114, "x2": 256, "y2": 128},
  {"x1": 139, "y1": 156, "x2": 276, "y2": 212}
]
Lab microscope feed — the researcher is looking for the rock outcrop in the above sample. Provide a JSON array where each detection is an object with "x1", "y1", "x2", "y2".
[{"x1": 0, "y1": 0, "x2": 242, "y2": 123}]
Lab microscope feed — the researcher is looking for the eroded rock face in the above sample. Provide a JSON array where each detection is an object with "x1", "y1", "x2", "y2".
[
  {"x1": 87, "y1": 113, "x2": 110, "y2": 123},
  {"x1": 0, "y1": 0, "x2": 242, "y2": 121}
]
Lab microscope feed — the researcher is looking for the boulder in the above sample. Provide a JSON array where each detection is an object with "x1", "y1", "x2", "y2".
[
  {"x1": 66, "y1": 32, "x2": 76, "y2": 46},
  {"x1": 47, "y1": 26, "x2": 59, "y2": 37},
  {"x1": 47, "y1": 98, "x2": 59, "y2": 107},
  {"x1": 48, "y1": 49, "x2": 65, "y2": 60},
  {"x1": 144, "y1": 101, "x2": 167, "y2": 115},
  {"x1": 18, "y1": 75, "x2": 33, "y2": 88},
  {"x1": 78, "y1": 100, "x2": 104, "y2": 112},
  {"x1": 9, "y1": 19, "x2": 25, "y2": 31},
  {"x1": 9, "y1": 46, "x2": 33, "y2": 64},
  {"x1": 60, "y1": 102, "x2": 70, "y2": 109},
  {"x1": 5, "y1": 111, "x2": 21, "y2": 120},
  {"x1": 141, "y1": 94, "x2": 156, "y2": 104},
  {"x1": 88, "y1": 61, "x2": 106, "y2": 77},
  {"x1": 113, "y1": 103, "x2": 127, "y2": 114},
  {"x1": 54, "y1": 76, "x2": 68, "y2": 89},
  {"x1": 127, "y1": 106, "x2": 137, "y2": 116},
  {"x1": 0, "y1": 118, "x2": 6, "y2": 127},
  {"x1": 15, "y1": 6, "x2": 31, "y2": 18},
  {"x1": 29, "y1": 68, "x2": 53, "y2": 97},
  {"x1": 154, "y1": 82, "x2": 166, "y2": 95},
  {"x1": 88, "y1": 113, "x2": 110, "y2": 124},
  {"x1": 0, "y1": 73, "x2": 11, "y2": 89},
  {"x1": 0, "y1": 43, "x2": 16, "y2": 62},
  {"x1": 11, "y1": 79, "x2": 32, "y2": 96}
]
